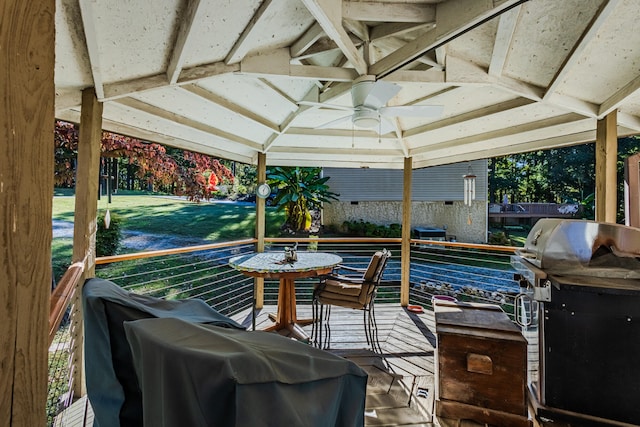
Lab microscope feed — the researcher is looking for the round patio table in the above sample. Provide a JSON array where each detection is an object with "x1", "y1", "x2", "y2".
[{"x1": 229, "y1": 251, "x2": 342, "y2": 341}]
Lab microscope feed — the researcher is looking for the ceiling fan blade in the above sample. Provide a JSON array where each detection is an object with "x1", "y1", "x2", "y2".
[
  {"x1": 297, "y1": 100, "x2": 354, "y2": 112},
  {"x1": 316, "y1": 115, "x2": 353, "y2": 129},
  {"x1": 379, "y1": 105, "x2": 444, "y2": 117},
  {"x1": 361, "y1": 81, "x2": 401, "y2": 109}
]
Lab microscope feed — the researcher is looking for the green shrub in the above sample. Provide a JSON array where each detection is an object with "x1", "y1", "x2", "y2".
[
  {"x1": 340, "y1": 220, "x2": 402, "y2": 238},
  {"x1": 488, "y1": 231, "x2": 510, "y2": 246},
  {"x1": 96, "y1": 211, "x2": 123, "y2": 256}
]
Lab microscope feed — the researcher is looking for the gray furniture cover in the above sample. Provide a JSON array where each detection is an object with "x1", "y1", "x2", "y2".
[
  {"x1": 124, "y1": 317, "x2": 368, "y2": 427},
  {"x1": 82, "y1": 278, "x2": 244, "y2": 427}
]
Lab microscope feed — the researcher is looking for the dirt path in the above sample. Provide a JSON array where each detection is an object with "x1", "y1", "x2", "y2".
[{"x1": 52, "y1": 220, "x2": 212, "y2": 251}]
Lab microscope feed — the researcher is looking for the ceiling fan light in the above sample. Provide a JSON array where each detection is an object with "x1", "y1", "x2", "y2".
[{"x1": 352, "y1": 110, "x2": 379, "y2": 128}]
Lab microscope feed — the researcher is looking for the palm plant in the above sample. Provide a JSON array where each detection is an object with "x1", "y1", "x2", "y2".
[{"x1": 267, "y1": 167, "x2": 339, "y2": 231}]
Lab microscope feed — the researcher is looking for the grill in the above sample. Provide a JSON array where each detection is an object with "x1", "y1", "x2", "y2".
[{"x1": 511, "y1": 219, "x2": 640, "y2": 426}]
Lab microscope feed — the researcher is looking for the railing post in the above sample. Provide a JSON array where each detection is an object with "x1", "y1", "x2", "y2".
[
  {"x1": 401, "y1": 157, "x2": 413, "y2": 306},
  {"x1": 624, "y1": 152, "x2": 640, "y2": 227},
  {"x1": 254, "y1": 152, "x2": 267, "y2": 309}
]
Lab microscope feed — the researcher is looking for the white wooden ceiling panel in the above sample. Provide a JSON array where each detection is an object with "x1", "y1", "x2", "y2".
[
  {"x1": 181, "y1": 0, "x2": 263, "y2": 67},
  {"x1": 196, "y1": 74, "x2": 299, "y2": 123},
  {"x1": 555, "y1": 0, "x2": 640, "y2": 103},
  {"x1": 90, "y1": 0, "x2": 185, "y2": 83},
  {"x1": 53, "y1": 0, "x2": 640, "y2": 169},
  {"x1": 504, "y1": 0, "x2": 605, "y2": 88}
]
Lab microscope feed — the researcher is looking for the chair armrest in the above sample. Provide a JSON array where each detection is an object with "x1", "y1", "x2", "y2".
[
  {"x1": 325, "y1": 274, "x2": 365, "y2": 284},
  {"x1": 335, "y1": 264, "x2": 366, "y2": 273}
]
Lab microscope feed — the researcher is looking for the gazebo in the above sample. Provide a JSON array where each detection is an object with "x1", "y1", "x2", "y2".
[{"x1": 3, "y1": 0, "x2": 640, "y2": 424}]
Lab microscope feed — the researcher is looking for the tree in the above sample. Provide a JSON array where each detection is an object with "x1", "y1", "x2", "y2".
[
  {"x1": 267, "y1": 167, "x2": 339, "y2": 232},
  {"x1": 54, "y1": 121, "x2": 233, "y2": 201}
]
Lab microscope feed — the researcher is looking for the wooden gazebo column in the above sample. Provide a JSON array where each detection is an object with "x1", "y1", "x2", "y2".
[
  {"x1": 254, "y1": 152, "x2": 267, "y2": 310},
  {"x1": 0, "y1": 1, "x2": 55, "y2": 425},
  {"x1": 595, "y1": 110, "x2": 618, "y2": 223},
  {"x1": 70, "y1": 88, "x2": 103, "y2": 398},
  {"x1": 400, "y1": 157, "x2": 413, "y2": 307},
  {"x1": 624, "y1": 152, "x2": 640, "y2": 227}
]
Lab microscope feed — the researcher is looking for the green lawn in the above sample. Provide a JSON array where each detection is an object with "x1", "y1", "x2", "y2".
[
  {"x1": 52, "y1": 190, "x2": 286, "y2": 282},
  {"x1": 53, "y1": 190, "x2": 286, "y2": 241}
]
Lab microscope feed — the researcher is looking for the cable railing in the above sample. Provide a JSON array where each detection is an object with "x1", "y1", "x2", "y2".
[{"x1": 47, "y1": 237, "x2": 519, "y2": 425}]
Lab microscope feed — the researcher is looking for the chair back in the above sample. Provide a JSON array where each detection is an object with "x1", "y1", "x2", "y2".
[{"x1": 363, "y1": 249, "x2": 391, "y2": 284}]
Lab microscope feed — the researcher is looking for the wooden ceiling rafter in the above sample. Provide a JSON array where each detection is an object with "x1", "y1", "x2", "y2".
[
  {"x1": 300, "y1": 0, "x2": 368, "y2": 75},
  {"x1": 409, "y1": 113, "x2": 590, "y2": 156},
  {"x1": 113, "y1": 97, "x2": 264, "y2": 151},
  {"x1": 181, "y1": 84, "x2": 281, "y2": 133},
  {"x1": 225, "y1": 0, "x2": 274, "y2": 65},
  {"x1": 166, "y1": 0, "x2": 205, "y2": 84},
  {"x1": 488, "y1": 4, "x2": 521, "y2": 77},
  {"x1": 369, "y1": 0, "x2": 527, "y2": 78},
  {"x1": 78, "y1": 0, "x2": 106, "y2": 99}
]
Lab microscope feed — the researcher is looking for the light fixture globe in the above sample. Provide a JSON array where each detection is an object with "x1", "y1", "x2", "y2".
[{"x1": 352, "y1": 109, "x2": 379, "y2": 129}]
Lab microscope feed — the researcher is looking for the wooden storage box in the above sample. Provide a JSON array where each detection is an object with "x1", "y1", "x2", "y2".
[{"x1": 434, "y1": 301, "x2": 531, "y2": 427}]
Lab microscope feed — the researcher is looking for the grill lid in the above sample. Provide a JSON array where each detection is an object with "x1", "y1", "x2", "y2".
[{"x1": 516, "y1": 219, "x2": 640, "y2": 279}]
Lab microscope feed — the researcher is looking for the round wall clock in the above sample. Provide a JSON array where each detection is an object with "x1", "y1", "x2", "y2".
[{"x1": 256, "y1": 183, "x2": 271, "y2": 199}]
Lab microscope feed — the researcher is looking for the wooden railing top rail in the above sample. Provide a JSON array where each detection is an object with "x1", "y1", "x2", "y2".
[
  {"x1": 95, "y1": 238, "x2": 257, "y2": 265},
  {"x1": 410, "y1": 239, "x2": 517, "y2": 253},
  {"x1": 49, "y1": 259, "x2": 85, "y2": 347},
  {"x1": 265, "y1": 237, "x2": 402, "y2": 244}
]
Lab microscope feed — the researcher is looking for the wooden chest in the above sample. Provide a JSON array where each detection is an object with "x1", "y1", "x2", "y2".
[{"x1": 434, "y1": 301, "x2": 531, "y2": 427}]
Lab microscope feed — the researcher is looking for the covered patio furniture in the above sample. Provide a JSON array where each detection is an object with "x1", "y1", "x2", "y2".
[
  {"x1": 124, "y1": 317, "x2": 368, "y2": 427},
  {"x1": 312, "y1": 249, "x2": 391, "y2": 351},
  {"x1": 82, "y1": 278, "x2": 244, "y2": 427}
]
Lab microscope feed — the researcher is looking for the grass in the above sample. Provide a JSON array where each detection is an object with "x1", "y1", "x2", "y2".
[
  {"x1": 53, "y1": 190, "x2": 286, "y2": 241},
  {"x1": 52, "y1": 189, "x2": 287, "y2": 281}
]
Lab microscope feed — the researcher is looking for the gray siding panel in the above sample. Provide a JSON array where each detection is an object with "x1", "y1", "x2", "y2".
[{"x1": 325, "y1": 159, "x2": 487, "y2": 202}]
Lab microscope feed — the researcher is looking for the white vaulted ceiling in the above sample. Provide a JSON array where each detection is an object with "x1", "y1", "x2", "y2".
[{"x1": 55, "y1": 0, "x2": 640, "y2": 169}]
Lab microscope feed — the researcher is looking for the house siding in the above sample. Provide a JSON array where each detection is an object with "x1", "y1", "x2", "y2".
[{"x1": 322, "y1": 160, "x2": 488, "y2": 243}]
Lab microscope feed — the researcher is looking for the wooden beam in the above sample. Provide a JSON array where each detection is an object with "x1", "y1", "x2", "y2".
[
  {"x1": 404, "y1": 97, "x2": 535, "y2": 139},
  {"x1": 409, "y1": 113, "x2": 590, "y2": 156},
  {"x1": 595, "y1": 110, "x2": 618, "y2": 223},
  {"x1": 254, "y1": 153, "x2": 267, "y2": 312},
  {"x1": 1, "y1": 0, "x2": 54, "y2": 424},
  {"x1": 226, "y1": 0, "x2": 274, "y2": 64},
  {"x1": 166, "y1": 0, "x2": 205, "y2": 84},
  {"x1": 414, "y1": 129, "x2": 598, "y2": 168},
  {"x1": 624, "y1": 153, "x2": 640, "y2": 227},
  {"x1": 300, "y1": 0, "x2": 368, "y2": 75},
  {"x1": 488, "y1": 5, "x2": 521, "y2": 76},
  {"x1": 370, "y1": 22, "x2": 435, "y2": 42},
  {"x1": 290, "y1": 22, "x2": 325, "y2": 58},
  {"x1": 343, "y1": 1, "x2": 435, "y2": 23},
  {"x1": 113, "y1": 97, "x2": 264, "y2": 151},
  {"x1": 181, "y1": 84, "x2": 281, "y2": 133},
  {"x1": 401, "y1": 157, "x2": 412, "y2": 307},
  {"x1": 78, "y1": 0, "x2": 105, "y2": 98},
  {"x1": 369, "y1": 0, "x2": 523, "y2": 78}
]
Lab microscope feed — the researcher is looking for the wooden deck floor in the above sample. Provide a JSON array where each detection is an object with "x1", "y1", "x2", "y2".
[{"x1": 55, "y1": 303, "x2": 544, "y2": 427}]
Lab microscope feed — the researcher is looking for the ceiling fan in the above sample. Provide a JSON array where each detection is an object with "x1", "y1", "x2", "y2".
[{"x1": 299, "y1": 79, "x2": 443, "y2": 134}]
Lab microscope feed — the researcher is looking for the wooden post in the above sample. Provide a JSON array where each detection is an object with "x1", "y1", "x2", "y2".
[
  {"x1": 401, "y1": 157, "x2": 413, "y2": 307},
  {"x1": 0, "y1": 0, "x2": 55, "y2": 425},
  {"x1": 254, "y1": 152, "x2": 267, "y2": 309},
  {"x1": 70, "y1": 88, "x2": 103, "y2": 398},
  {"x1": 595, "y1": 110, "x2": 618, "y2": 223},
  {"x1": 73, "y1": 88, "x2": 103, "y2": 273},
  {"x1": 624, "y1": 152, "x2": 640, "y2": 227}
]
